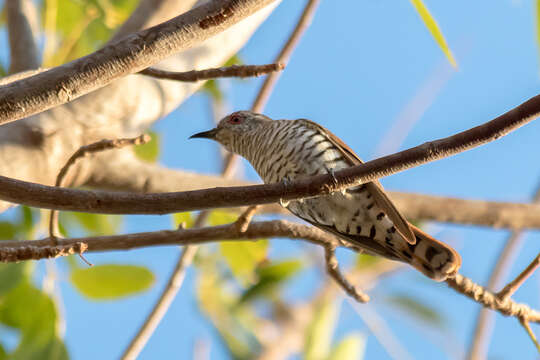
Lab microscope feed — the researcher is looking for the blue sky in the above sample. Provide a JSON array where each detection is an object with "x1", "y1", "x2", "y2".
[{"x1": 4, "y1": 1, "x2": 540, "y2": 359}]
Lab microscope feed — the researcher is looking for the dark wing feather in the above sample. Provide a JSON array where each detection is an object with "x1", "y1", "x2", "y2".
[
  {"x1": 300, "y1": 119, "x2": 416, "y2": 245},
  {"x1": 290, "y1": 210, "x2": 401, "y2": 261}
]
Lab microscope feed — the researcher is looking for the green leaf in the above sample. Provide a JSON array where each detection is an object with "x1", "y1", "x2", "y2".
[
  {"x1": 355, "y1": 253, "x2": 379, "y2": 269},
  {"x1": 172, "y1": 212, "x2": 194, "y2": 229},
  {"x1": 220, "y1": 240, "x2": 268, "y2": 280},
  {"x1": 133, "y1": 131, "x2": 160, "y2": 163},
  {"x1": 71, "y1": 212, "x2": 122, "y2": 235},
  {"x1": 202, "y1": 80, "x2": 223, "y2": 102},
  {"x1": 239, "y1": 260, "x2": 302, "y2": 303},
  {"x1": 0, "y1": 281, "x2": 57, "y2": 347},
  {"x1": 304, "y1": 300, "x2": 338, "y2": 360},
  {"x1": 224, "y1": 54, "x2": 244, "y2": 67},
  {"x1": 386, "y1": 294, "x2": 444, "y2": 327},
  {"x1": 70, "y1": 264, "x2": 155, "y2": 300},
  {"x1": 0, "y1": 263, "x2": 27, "y2": 296},
  {"x1": 20, "y1": 206, "x2": 34, "y2": 235},
  {"x1": 0, "y1": 222, "x2": 17, "y2": 240},
  {"x1": 10, "y1": 337, "x2": 69, "y2": 360},
  {"x1": 327, "y1": 333, "x2": 367, "y2": 360},
  {"x1": 409, "y1": 0, "x2": 457, "y2": 68},
  {"x1": 209, "y1": 210, "x2": 238, "y2": 226}
]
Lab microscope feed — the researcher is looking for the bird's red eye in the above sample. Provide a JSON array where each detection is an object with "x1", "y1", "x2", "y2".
[{"x1": 228, "y1": 116, "x2": 241, "y2": 124}]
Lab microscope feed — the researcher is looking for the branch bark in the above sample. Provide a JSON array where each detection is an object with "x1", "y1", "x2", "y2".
[
  {"x1": 0, "y1": 93, "x2": 537, "y2": 214},
  {"x1": 0, "y1": 0, "x2": 277, "y2": 124},
  {"x1": 0, "y1": 220, "x2": 538, "y2": 325},
  {"x1": 84, "y1": 152, "x2": 540, "y2": 229}
]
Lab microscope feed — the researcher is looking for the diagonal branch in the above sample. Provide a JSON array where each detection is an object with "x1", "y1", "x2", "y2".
[
  {"x1": 6, "y1": 0, "x2": 40, "y2": 73},
  {"x1": 0, "y1": 92, "x2": 538, "y2": 214},
  {"x1": 139, "y1": 63, "x2": 284, "y2": 81},
  {"x1": 0, "y1": 220, "x2": 538, "y2": 325},
  {"x1": 0, "y1": 0, "x2": 277, "y2": 124},
  {"x1": 84, "y1": 152, "x2": 540, "y2": 229}
]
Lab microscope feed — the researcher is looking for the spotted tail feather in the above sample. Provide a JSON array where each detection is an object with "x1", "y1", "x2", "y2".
[{"x1": 401, "y1": 224, "x2": 461, "y2": 281}]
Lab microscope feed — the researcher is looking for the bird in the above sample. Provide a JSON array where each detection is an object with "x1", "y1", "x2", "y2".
[{"x1": 190, "y1": 111, "x2": 461, "y2": 281}]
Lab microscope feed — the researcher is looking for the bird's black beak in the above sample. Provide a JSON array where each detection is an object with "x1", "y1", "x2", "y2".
[{"x1": 189, "y1": 128, "x2": 218, "y2": 140}]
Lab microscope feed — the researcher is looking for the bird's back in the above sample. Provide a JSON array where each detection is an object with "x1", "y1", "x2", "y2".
[{"x1": 243, "y1": 119, "x2": 460, "y2": 281}]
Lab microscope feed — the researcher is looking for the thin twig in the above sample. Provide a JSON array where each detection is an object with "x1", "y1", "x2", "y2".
[
  {"x1": 139, "y1": 63, "x2": 285, "y2": 82},
  {"x1": 235, "y1": 205, "x2": 259, "y2": 232},
  {"x1": 445, "y1": 274, "x2": 540, "y2": 323},
  {"x1": 251, "y1": 0, "x2": 320, "y2": 112},
  {"x1": 497, "y1": 253, "x2": 540, "y2": 301},
  {"x1": 2, "y1": 92, "x2": 539, "y2": 214},
  {"x1": 324, "y1": 244, "x2": 370, "y2": 303},
  {"x1": 520, "y1": 318, "x2": 540, "y2": 353},
  {"x1": 467, "y1": 183, "x2": 540, "y2": 359},
  {"x1": 48, "y1": 135, "x2": 150, "y2": 241},
  {"x1": 222, "y1": 0, "x2": 321, "y2": 174}
]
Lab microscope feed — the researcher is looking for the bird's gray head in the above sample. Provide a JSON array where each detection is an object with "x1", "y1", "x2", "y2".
[{"x1": 190, "y1": 111, "x2": 272, "y2": 154}]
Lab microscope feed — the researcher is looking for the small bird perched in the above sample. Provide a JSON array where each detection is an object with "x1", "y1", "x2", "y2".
[{"x1": 191, "y1": 111, "x2": 461, "y2": 281}]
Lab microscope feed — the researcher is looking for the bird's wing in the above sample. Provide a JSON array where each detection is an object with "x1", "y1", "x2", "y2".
[
  {"x1": 289, "y1": 209, "x2": 401, "y2": 261},
  {"x1": 300, "y1": 119, "x2": 416, "y2": 245}
]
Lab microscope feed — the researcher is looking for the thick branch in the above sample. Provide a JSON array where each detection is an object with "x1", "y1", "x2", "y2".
[
  {"x1": 0, "y1": 0, "x2": 277, "y2": 124},
  {"x1": 85, "y1": 153, "x2": 540, "y2": 229},
  {"x1": 6, "y1": 0, "x2": 40, "y2": 73},
  {"x1": 0, "y1": 220, "x2": 538, "y2": 324},
  {"x1": 0, "y1": 220, "x2": 343, "y2": 255},
  {"x1": 0, "y1": 95, "x2": 537, "y2": 213}
]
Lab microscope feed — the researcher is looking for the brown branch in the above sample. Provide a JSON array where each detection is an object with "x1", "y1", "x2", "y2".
[
  {"x1": 0, "y1": 93, "x2": 538, "y2": 214},
  {"x1": 0, "y1": 220, "x2": 538, "y2": 325},
  {"x1": 497, "y1": 253, "x2": 540, "y2": 301},
  {"x1": 445, "y1": 274, "x2": 540, "y2": 323},
  {"x1": 6, "y1": 0, "x2": 40, "y2": 73},
  {"x1": 0, "y1": 0, "x2": 277, "y2": 124},
  {"x1": 234, "y1": 205, "x2": 259, "y2": 232},
  {"x1": 84, "y1": 154, "x2": 540, "y2": 229},
  {"x1": 468, "y1": 184, "x2": 540, "y2": 359},
  {"x1": 48, "y1": 135, "x2": 150, "y2": 239},
  {"x1": 520, "y1": 318, "x2": 540, "y2": 353},
  {"x1": 251, "y1": 0, "x2": 320, "y2": 112},
  {"x1": 324, "y1": 244, "x2": 370, "y2": 303},
  {"x1": 139, "y1": 63, "x2": 285, "y2": 82}
]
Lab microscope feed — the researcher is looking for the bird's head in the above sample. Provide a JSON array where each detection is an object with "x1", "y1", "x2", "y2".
[{"x1": 190, "y1": 111, "x2": 272, "y2": 153}]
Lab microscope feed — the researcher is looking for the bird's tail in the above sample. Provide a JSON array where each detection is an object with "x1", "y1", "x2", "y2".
[{"x1": 400, "y1": 224, "x2": 461, "y2": 281}]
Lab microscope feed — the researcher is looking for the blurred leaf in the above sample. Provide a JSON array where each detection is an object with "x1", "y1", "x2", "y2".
[
  {"x1": 240, "y1": 260, "x2": 302, "y2": 303},
  {"x1": 304, "y1": 300, "x2": 338, "y2": 360},
  {"x1": 386, "y1": 294, "x2": 444, "y2": 327},
  {"x1": 0, "y1": 222, "x2": 17, "y2": 240},
  {"x1": 10, "y1": 337, "x2": 68, "y2": 360},
  {"x1": 224, "y1": 54, "x2": 244, "y2": 67},
  {"x1": 220, "y1": 240, "x2": 268, "y2": 281},
  {"x1": 20, "y1": 206, "x2": 34, "y2": 235},
  {"x1": 327, "y1": 333, "x2": 366, "y2": 360},
  {"x1": 0, "y1": 263, "x2": 27, "y2": 296},
  {"x1": 71, "y1": 212, "x2": 122, "y2": 235},
  {"x1": 0, "y1": 281, "x2": 57, "y2": 347},
  {"x1": 70, "y1": 264, "x2": 155, "y2": 300},
  {"x1": 355, "y1": 253, "x2": 379, "y2": 269},
  {"x1": 0, "y1": 63, "x2": 6, "y2": 78},
  {"x1": 202, "y1": 80, "x2": 223, "y2": 102},
  {"x1": 197, "y1": 268, "x2": 259, "y2": 359},
  {"x1": 133, "y1": 131, "x2": 160, "y2": 163},
  {"x1": 409, "y1": 0, "x2": 457, "y2": 68},
  {"x1": 209, "y1": 210, "x2": 238, "y2": 226},
  {"x1": 172, "y1": 212, "x2": 194, "y2": 229}
]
